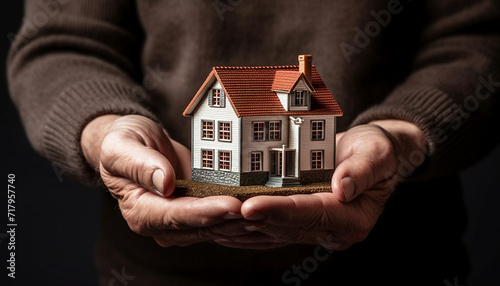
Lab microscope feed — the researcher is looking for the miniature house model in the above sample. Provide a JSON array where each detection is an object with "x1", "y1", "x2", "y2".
[{"x1": 183, "y1": 55, "x2": 343, "y2": 187}]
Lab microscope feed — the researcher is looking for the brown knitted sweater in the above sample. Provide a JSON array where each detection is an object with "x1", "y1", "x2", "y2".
[{"x1": 7, "y1": 0, "x2": 500, "y2": 285}]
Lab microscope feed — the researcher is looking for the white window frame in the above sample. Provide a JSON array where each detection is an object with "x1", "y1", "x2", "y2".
[
  {"x1": 311, "y1": 120, "x2": 325, "y2": 141},
  {"x1": 252, "y1": 122, "x2": 265, "y2": 141},
  {"x1": 218, "y1": 151, "x2": 231, "y2": 171},
  {"x1": 250, "y1": 151, "x2": 263, "y2": 171},
  {"x1": 218, "y1": 121, "x2": 232, "y2": 142},
  {"x1": 201, "y1": 120, "x2": 215, "y2": 140},
  {"x1": 294, "y1": 91, "x2": 305, "y2": 106},
  {"x1": 311, "y1": 150, "x2": 324, "y2": 170},
  {"x1": 269, "y1": 120, "x2": 281, "y2": 141},
  {"x1": 202, "y1": 149, "x2": 214, "y2": 169},
  {"x1": 212, "y1": 89, "x2": 221, "y2": 107}
]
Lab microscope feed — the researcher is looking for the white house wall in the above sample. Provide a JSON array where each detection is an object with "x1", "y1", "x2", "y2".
[
  {"x1": 276, "y1": 92, "x2": 289, "y2": 111},
  {"x1": 192, "y1": 81, "x2": 241, "y2": 172}
]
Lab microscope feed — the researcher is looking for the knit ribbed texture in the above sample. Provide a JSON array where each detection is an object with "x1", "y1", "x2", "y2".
[
  {"x1": 42, "y1": 80, "x2": 158, "y2": 186},
  {"x1": 6, "y1": 0, "x2": 500, "y2": 284}
]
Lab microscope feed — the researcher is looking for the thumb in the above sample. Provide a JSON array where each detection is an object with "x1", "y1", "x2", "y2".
[
  {"x1": 331, "y1": 153, "x2": 394, "y2": 202},
  {"x1": 100, "y1": 134, "x2": 177, "y2": 197}
]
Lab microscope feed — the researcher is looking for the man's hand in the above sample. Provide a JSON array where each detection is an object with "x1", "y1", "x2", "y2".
[
  {"x1": 81, "y1": 115, "x2": 243, "y2": 247},
  {"x1": 211, "y1": 120, "x2": 427, "y2": 250}
]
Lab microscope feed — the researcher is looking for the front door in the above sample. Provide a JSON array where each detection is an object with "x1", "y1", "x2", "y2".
[{"x1": 269, "y1": 150, "x2": 295, "y2": 177}]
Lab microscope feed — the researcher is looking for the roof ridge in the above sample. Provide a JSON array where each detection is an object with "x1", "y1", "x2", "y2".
[{"x1": 214, "y1": 65, "x2": 300, "y2": 69}]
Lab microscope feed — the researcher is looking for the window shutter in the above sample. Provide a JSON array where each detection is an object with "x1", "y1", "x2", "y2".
[
  {"x1": 208, "y1": 89, "x2": 213, "y2": 106},
  {"x1": 220, "y1": 88, "x2": 225, "y2": 108}
]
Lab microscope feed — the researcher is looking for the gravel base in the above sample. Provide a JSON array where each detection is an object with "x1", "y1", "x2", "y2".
[{"x1": 174, "y1": 179, "x2": 332, "y2": 201}]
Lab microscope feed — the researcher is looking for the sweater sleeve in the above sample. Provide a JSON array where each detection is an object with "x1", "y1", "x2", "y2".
[
  {"x1": 351, "y1": 0, "x2": 500, "y2": 179},
  {"x1": 7, "y1": 0, "x2": 158, "y2": 186}
]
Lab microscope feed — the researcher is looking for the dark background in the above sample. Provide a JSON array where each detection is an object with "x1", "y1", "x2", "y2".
[{"x1": 1, "y1": 2, "x2": 499, "y2": 286}]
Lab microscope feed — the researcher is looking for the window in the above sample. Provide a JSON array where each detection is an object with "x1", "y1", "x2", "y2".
[
  {"x1": 218, "y1": 122, "x2": 231, "y2": 141},
  {"x1": 250, "y1": 152, "x2": 263, "y2": 171},
  {"x1": 202, "y1": 150, "x2": 214, "y2": 169},
  {"x1": 212, "y1": 89, "x2": 221, "y2": 106},
  {"x1": 311, "y1": 150, "x2": 324, "y2": 169},
  {"x1": 209, "y1": 88, "x2": 225, "y2": 108},
  {"x1": 202, "y1": 120, "x2": 214, "y2": 140},
  {"x1": 294, "y1": 91, "x2": 305, "y2": 106},
  {"x1": 311, "y1": 120, "x2": 325, "y2": 140},
  {"x1": 269, "y1": 121, "x2": 281, "y2": 141},
  {"x1": 291, "y1": 90, "x2": 309, "y2": 108},
  {"x1": 219, "y1": 151, "x2": 231, "y2": 171},
  {"x1": 252, "y1": 122, "x2": 265, "y2": 141}
]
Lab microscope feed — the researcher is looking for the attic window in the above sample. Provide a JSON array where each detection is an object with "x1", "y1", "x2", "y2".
[
  {"x1": 290, "y1": 90, "x2": 310, "y2": 110},
  {"x1": 294, "y1": 91, "x2": 305, "y2": 106},
  {"x1": 209, "y1": 88, "x2": 225, "y2": 108}
]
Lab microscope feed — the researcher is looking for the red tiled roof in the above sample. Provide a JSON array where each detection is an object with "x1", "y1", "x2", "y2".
[
  {"x1": 184, "y1": 65, "x2": 343, "y2": 117},
  {"x1": 272, "y1": 71, "x2": 305, "y2": 92}
]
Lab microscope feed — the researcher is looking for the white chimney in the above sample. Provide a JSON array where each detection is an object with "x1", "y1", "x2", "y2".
[{"x1": 298, "y1": 54, "x2": 313, "y2": 83}]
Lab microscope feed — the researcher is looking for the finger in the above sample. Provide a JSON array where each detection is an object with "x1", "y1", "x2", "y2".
[
  {"x1": 242, "y1": 193, "x2": 344, "y2": 229},
  {"x1": 206, "y1": 219, "x2": 254, "y2": 237},
  {"x1": 213, "y1": 229, "x2": 347, "y2": 250},
  {"x1": 155, "y1": 220, "x2": 254, "y2": 247},
  {"x1": 332, "y1": 128, "x2": 397, "y2": 202},
  {"x1": 214, "y1": 240, "x2": 290, "y2": 250},
  {"x1": 101, "y1": 132, "x2": 176, "y2": 197},
  {"x1": 154, "y1": 228, "x2": 212, "y2": 247},
  {"x1": 119, "y1": 191, "x2": 243, "y2": 235}
]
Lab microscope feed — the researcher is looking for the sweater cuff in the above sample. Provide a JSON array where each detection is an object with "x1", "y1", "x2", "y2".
[
  {"x1": 351, "y1": 85, "x2": 455, "y2": 161},
  {"x1": 41, "y1": 80, "x2": 158, "y2": 187}
]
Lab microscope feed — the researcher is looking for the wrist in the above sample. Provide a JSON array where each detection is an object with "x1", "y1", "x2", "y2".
[
  {"x1": 369, "y1": 120, "x2": 428, "y2": 171},
  {"x1": 81, "y1": 114, "x2": 121, "y2": 171}
]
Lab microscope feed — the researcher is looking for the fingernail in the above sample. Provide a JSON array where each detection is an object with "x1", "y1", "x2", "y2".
[
  {"x1": 152, "y1": 169, "x2": 165, "y2": 196},
  {"x1": 341, "y1": 177, "x2": 356, "y2": 201},
  {"x1": 245, "y1": 211, "x2": 268, "y2": 221},
  {"x1": 222, "y1": 212, "x2": 243, "y2": 220}
]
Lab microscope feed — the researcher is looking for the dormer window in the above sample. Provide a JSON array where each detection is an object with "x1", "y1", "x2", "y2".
[
  {"x1": 208, "y1": 88, "x2": 225, "y2": 108},
  {"x1": 212, "y1": 89, "x2": 221, "y2": 106},
  {"x1": 294, "y1": 91, "x2": 305, "y2": 106},
  {"x1": 290, "y1": 90, "x2": 310, "y2": 110}
]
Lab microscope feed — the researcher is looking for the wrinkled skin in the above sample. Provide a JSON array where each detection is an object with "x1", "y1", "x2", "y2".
[{"x1": 81, "y1": 115, "x2": 426, "y2": 249}]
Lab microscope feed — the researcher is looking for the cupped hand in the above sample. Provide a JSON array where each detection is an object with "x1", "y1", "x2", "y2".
[
  {"x1": 81, "y1": 114, "x2": 243, "y2": 247},
  {"x1": 211, "y1": 120, "x2": 427, "y2": 250}
]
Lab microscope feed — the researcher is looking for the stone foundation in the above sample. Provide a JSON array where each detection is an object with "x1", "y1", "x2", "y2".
[
  {"x1": 299, "y1": 169, "x2": 334, "y2": 184},
  {"x1": 192, "y1": 169, "x2": 268, "y2": 186},
  {"x1": 192, "y1": 169, "x2": 333, "y2": 186}
]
